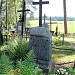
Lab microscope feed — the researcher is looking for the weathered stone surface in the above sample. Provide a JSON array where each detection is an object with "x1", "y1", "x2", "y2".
[
  {"x1": 30, "y1": 27, "x2": 52, "y2": 69},
  {"x1": 42, "y1": 24, "x2": 49, "y2": 29},
  {"x1": 30, "y1": 27, "x2": 51, "y2": 38},
  {"x1": 17, "y1": 21, "x2": 22, "y2": 34}
]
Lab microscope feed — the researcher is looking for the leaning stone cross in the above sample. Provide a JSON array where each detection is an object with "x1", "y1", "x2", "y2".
[{"x1": 33, "y1": 0, "x2": 49, "y2": 27}]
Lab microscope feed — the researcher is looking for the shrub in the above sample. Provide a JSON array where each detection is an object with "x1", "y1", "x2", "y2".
[
  {"x1": 0, "y1": 50, "x2": 43, "y2": 75},
  {"x1": 0, "y1": 53, "x2": 13, "y2": 74},
  {"x1": 55, "y1": 68, "x2": 69, "y2": 75},
  {"x1": 15, "y1": 50, "x2": 43, "y2": 75},
  {"x1": 4, "y1": 37, "x2": 30, "y2": 61},
  {"x1": 52, "y1": 36, "x2": 61, "y2": 45},
  {"x1": 55, "y1": 25, "x2": 58, "y2": 36},
  {"x1": 69, "y1": 67, "x2": 75, "y2": 75}
]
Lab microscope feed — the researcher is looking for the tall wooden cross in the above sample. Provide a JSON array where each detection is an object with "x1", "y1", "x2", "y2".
[
  {"x1": 17, "y1": 0, "x2": 30, "y2": 36},
  {"x1": 33, "y1": 0, "x2": 49, "y2": 27}
]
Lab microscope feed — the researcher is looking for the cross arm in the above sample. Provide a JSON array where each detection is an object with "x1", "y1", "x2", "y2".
[
  {"x1": 33, "y1": 1, "x2": 49, "y2": 5},
  {"x1": 17, "y1": 9, "x2": 30, "y2": 12}
]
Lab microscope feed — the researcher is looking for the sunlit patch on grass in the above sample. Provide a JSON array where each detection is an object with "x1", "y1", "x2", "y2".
[{"x1": 52, "y1": 48, "x2": 75, "y2": 63}]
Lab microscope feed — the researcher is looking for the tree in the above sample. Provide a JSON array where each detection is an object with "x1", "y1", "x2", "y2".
[
  {"x1": 63, "y1": 0, "x2": 67, "y2": 34},
  {"x1": 14, "y1": 0, "x2": 17, "y2": 24},
  {"x1": 1, "y1": 0, "x2": 36, "y2": 29},
  {"x1": 6, "y1": 0, "x2": 8, "y2": 30},
  {"x1": 0, "y1": 0, "x2": 2, "y2": 26}
]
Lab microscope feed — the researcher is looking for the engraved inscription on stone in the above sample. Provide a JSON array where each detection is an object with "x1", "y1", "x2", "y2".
[{"x1": 30, "y1": 36, "x2": 50, "y2": 61}]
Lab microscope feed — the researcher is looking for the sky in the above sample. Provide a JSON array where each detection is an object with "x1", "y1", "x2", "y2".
[{"x1": 33, "y1": 0, "x2": 75, "y2": 17}]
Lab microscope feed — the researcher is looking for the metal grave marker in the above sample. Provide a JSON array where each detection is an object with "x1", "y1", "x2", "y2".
[
  {"x1": 42, "y1": 14, "x2": 49, "y2": 29},
  {"x1": 17, "y1": 0, "x2": 30, "y2": 36}
]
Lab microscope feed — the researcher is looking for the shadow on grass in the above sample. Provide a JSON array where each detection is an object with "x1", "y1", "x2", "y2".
[{"x1": 52, "y1": 47, "x2": 75, "y2": 62}]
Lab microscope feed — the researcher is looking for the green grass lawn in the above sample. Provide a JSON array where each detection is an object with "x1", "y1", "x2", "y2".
[
  {"x1": 29, "y1": 20, "x2": 75, "y2": 33},
  {"x1": 52, "y1": 36, "x2": 75, "y2": 64},
  {"x1": 52, "y1": 47, "x2": 75, "y2": 63}
]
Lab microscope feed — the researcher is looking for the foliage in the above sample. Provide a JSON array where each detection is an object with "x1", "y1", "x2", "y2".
[
  {"x1": 1, "y1": 0, "x2": 36, "y2": 29},
  {"x1": 4, "y1": 37, "x2": 30, "y2": 61},
  {"x1": 69, "y1": 67, "x2": 75, "y2": 75},
  {"x1": 0, "y1": 53, "x2": 13, "y2": 74},
  {"x1": 26, "y1": 50, "x2": 35, "y2": 63},
  {"x1": 15, "y1": 50, "x2": 43, "y2": 75},
  {"x1": 55, "y1": 68, "x2": 69, "y2": 75},
  {"x1": 55, "y1": 25, "x2": 58, "y2": 36},
  {"x1": 0, "y1": 49, "x2": 43, "y2": 75},
  {"x1": 52, "y1": 36, "x2": 61, "y2": 45}
]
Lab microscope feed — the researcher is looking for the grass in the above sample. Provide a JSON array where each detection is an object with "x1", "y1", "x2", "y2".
[
  {"x1": 29, "y1": 20, "x2": 75, "y2": 33},
  {"x1": 52, "y1": 36, "x2": 75, "y2": 64},
  {"x1": 52, "y1": 47, "x2": 75, "y2": 63},
  {"x1": 52, "y1": 40, "x2": 75, "y2": 64}
]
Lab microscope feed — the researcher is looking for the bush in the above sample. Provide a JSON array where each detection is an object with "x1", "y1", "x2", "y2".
[
  {"x1": 55, "y1": 68, "x2": 69, "y2": 75},
  {"x1": 55, "y1": 25, "x2": 58, "y2": 36},
  {"x1": 4, "y1": 37, "x2": 30, "y2": 61},
  {"x1": 0, "y1": 53, "x2": 13, "y2": 74},
  {"x1": 69, "y1": 67, "x2": 75, "y2": 75},
  {"x1": 15, "y1": 50, "x2": 43, "y2": 75},
  {"x1": 0, "y1": 50, "x2": 43, "y2": 75},
  {"x1": 52, "y1": 36, "x2": 61, "y2": 45}
]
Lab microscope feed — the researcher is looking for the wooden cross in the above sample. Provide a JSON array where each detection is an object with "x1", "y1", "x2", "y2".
[
  {"x1": 44, "y1": 14, "x2": 46, "y2": 24},
  {"x1": 33, "y1": 0, "x2": 49, "y2": 27},
  {"x1": 50, "y1": 16, "x2": 51, "y2": 31},
  {"x1": 17, "y1": 0, "x2": 30, "y2": 36}
]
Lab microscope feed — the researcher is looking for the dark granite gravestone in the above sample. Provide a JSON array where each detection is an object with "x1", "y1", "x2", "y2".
[{"x1": 30, "y1": 27, "x2": 52, "y2": 71}]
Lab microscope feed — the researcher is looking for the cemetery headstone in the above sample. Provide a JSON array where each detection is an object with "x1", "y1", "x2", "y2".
[
  {"x1": 30, "y1": 27, "x2": 52, "y2": 73},
  {"x1": 42, "y1": 23, "x2": 49, "y2": 29},
  {"x1": 31, "y1": 0, "x2": 55, "y2": 74},
  {"x1": 17, "y1": 20, "x2": 22, "y2": 35}
]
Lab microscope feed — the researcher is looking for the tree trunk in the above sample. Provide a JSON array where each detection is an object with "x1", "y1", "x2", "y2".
[
  {"x1": 0, "y1": 0, "x2": 2, "y2": 26},
  {"x1": 63, "y1": 0, "x2": 67, "y2": 34},
  {"x1": 6, "y1": 0, "x2": 8, "y2": 30},
  {"x1": 14, "y1": 0, "x2": 17, "y2": 24},
  {"x1": 50, "y1": 16, "x2": 51, "y2": 31}
]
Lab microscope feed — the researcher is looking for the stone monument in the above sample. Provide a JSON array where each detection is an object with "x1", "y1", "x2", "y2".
[
  {"x1": 17, "y1": 20, "x2": 22, "y2": 35},
  {"x1": 30, "y1": 27, "x2": 52, "y2": 73},
  {"x1": 42, "y1": 24, "x2": 49, "y2": 29}
]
